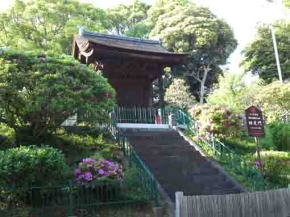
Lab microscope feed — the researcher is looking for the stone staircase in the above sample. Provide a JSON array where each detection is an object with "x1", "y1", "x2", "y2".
[{"x1": 123, "y1": 129, "x2": 244, "y2": 201}]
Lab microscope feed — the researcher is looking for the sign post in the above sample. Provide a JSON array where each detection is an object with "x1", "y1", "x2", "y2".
[{"x1": 245, "y1": 106, "x2": 265, "y2": 168}]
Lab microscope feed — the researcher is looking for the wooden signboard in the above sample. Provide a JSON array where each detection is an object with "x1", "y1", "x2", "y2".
[{"x1": 245, "y1": 105, "x2": 265, "y2": 137}]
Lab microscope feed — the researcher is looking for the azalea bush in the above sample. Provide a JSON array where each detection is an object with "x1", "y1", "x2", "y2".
[
  {"x1": 188, "y1": 104, "x2": 243, "y2": 138},
  {"x1": 74, "y1": 158, "x2": 123, "y2": 185},
  {"x1": 246, "y1": 151, "x2": 290, "y2": 188}
]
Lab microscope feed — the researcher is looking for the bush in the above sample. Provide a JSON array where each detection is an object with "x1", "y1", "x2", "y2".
[
  {"x1": 0, "y1": 146, "x2": 68, "y2": 188},
  {"x1": 262, "y1": 122, "x2": 290, "y2": 151},
  {"x1": 50, "y1": 133, "x2": 122, "y2": 166},
  {"x1": 165, "y1": 78, "x2": 196, "y2": 110},
  {"x1": 74, "y1": 158, "x2": 123, "y2": 185},
  {"x1": 0, "y1": 124, "x2": 15, "y2": 149},
  {"x1": 0, "y1": 50, "x2": 115, "y2": 143},
  {"x1": 188, "y1": 104, "x2": 243, "y2": 138},
  {"x1": 246, "y1": 151, "x2": 290, "y2": 188}
]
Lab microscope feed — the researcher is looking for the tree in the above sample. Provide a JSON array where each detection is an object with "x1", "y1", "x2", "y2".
[
  {"x1": 0, "y1": 0, "x2": 107, "y2": 54},
  {"x1": 241, "y1": 20, "x2": 290, "y2": 82},
  {"x1": 105, "y1": 0, "x2": 151, "y2": 38},
  {"x1": 149, "y1": 1, "x2": 237, "y2": 103},
  {"x1": 164, "y1": 78, "x2": 196, "y2": 110},
  {"x1": 283, "y1": 0, "x2": 290, "y2": 8},
  {"x1": 0, "y1": 50, "x2": 115, "y2": 142},
  {"x1": 207, "y1": 72, "x2": 248, "y2": 114},
  {"x1": 253, "y1": 81, "x2": 290, "y2": 122}
]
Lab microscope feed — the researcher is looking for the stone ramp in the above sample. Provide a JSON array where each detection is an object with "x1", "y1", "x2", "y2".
[{"x1": 123, "y1": 129, "x2": 244, "y2": 201}]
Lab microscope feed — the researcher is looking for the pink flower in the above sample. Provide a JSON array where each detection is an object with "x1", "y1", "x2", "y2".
[{"x1": 254, "y1": 160, "x2": 264, "y2": 167}]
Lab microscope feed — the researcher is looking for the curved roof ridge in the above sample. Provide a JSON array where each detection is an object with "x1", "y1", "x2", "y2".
[{"x1": 79, "y1": 28, "x2": 161, "y2": 45}]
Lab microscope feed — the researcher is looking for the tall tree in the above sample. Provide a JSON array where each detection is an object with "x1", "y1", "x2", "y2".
[
  {"x1": 241, "y1": 20, "x2": 290, "y2": 82},
  {"x1": 105, "y1": 0, "x2": 151, "y2": 38},
  {"x1": 207, "y1": 72, "x2": 248, "y2": 113},
  {"x1": 149, "y1": 1, "x2": 237, "y2": 103},
  {"x1": 164, "y1": 78, "x2": 196, "y2": 110},
  {"x1": 0, "y1": 0, "x2": 107, "y2": 54},
  {"x1": 283, "y1": 0, "x2": 290, "y2": 8}
]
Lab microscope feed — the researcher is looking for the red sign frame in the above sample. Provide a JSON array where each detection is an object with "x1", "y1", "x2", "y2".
[{"x1": 245, "y1": 106, "x2": 265, "y2": 137}]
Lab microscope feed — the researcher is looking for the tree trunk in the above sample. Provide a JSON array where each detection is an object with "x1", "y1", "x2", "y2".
[
  {"x1": 199, "y1": 65, "x2": 210, "y2": 104},
  {"x1": 158, "y1": 75, "x2": 164, "y2": 108}
]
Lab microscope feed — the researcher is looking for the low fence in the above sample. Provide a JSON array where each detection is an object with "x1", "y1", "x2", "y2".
[
  {"x1": 176, "y1": 188, "x2": 290, "y2": 217},
  {"x1": 0, "y1": 119, "x2": 160, "y2": 217},
  {"x1": 109, "y1": 114, "x2": 160, "y2": 207},
  {"x1": 113, "y1": 107, "x2": 169, "y2": 124},
  {"x1": 0, "y1": 156, "x2": 158, "y2": 217}
]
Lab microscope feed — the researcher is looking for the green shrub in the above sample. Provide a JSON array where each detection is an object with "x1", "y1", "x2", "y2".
[
  {"x1": 122, "y1": 166, "x2": 148, "y2": 200},
  {"x1": 165, "y1": 78, "x2": 196, "y2": 110},
  {"x1": 262, "y1": 122, "x2": 290, "y2": 151},
  {"x1": 0, "y1": 50, "x2": 115, "y2": 143},
  {"x1": 246, "y1": 151, "x2": 290, "y2": 188},
  {"x1": 46, "y1": 133, "x2": 122, "y2": 167},
  {"x1": 0, "y1": 145, "x2": 68, "y2": 188},
  {"x1": 0, "y1": 124, "x2": 15, "y2": 149}
]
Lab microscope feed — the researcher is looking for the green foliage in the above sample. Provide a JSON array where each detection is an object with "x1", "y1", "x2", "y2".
[
  {"x1": 284, "y1": 0, "x2": 290, "y2": 8},
  {"x1": 244, "y1": 151, "x2": 290, "y2": 188},
  {"x1": 147, "y1": 0, "x2": 189, "y2": 27},
  {"x1": 207, "y1": 72, "x2": 248, "y2": 113},
  {"x1": 253, "y1": 81, "x2": 290, "y2": 122},
  {"x1": 0, "y1": 145, "x2": 68, "y2": 188},
  {"x1": 188, "y1": 104, "x2": 242, "y2": 138},
  {"x1": 222, "y1": 137, "x2": 256, "y2": 154},
  {"x1": 0, "y1": 50, "x2": 115, "y2": 141},
  {"x1": 44, "y1": 132, "x2": 122, "y2": 167},
  {"x1": 148, "y1": 0, "x2": 237, "y2": 97},
  {"x1": 105, "y1": 0, "x2": 151, "y2": 38},
  {"x1": 122, "y1": 166, "x2": 148, "y2": 201},
  {"x1": 150, "y1": 2, "x2": 236, "y2": 56},
  {"x1": 164, "y1": 78, "x2": 196, "y2": 110},
  {"x1": 260, "y1": 151, "x2": 290, "y2": 188},
  {"x1": 241, "y1": 20, "x2": 290, "y2": 82},
  {"x1": 0, "y1": 0, "x2": 107, "y2": 54},
  {"x1": 0, "y1": 124, "x2": 15, "y2": 148},
  {"x1": 261, "y1": 122, "x2": 290, "y2": 151}
]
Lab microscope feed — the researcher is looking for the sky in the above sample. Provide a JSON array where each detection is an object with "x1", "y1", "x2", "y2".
[{"x1": 0, "y1": 0, "x2": 289, "y2": 72}]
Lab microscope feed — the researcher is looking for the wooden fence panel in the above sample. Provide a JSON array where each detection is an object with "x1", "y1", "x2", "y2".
[{"x1": 176, "y1": 189, "x2": 290, "y2": 217}]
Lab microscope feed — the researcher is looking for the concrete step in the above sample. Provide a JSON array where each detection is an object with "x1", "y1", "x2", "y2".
[{"x1": 125, "y1": 129, "x2": 243, "y2": 201}]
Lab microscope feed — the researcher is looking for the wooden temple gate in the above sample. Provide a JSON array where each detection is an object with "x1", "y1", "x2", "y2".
[{"x1": 72, "y1": 29, "x2": 187, "y2": 109}]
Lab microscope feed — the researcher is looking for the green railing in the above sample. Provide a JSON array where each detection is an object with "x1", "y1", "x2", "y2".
[
  {"x1": 172, "y1": 110, "x2": 266, "y2": 191},
  {"x1": 0, "y1": 157, "x2": 159, "y2": 217},
  {"x1": 0, "y1": 117, "x2": 161, "y2": 217},
  {"x1": 113, "y1": 107, "x2": 169, "y2": 124},
  {"x1": 109, "y1": 115, "x2": 160, "y2": 207}
]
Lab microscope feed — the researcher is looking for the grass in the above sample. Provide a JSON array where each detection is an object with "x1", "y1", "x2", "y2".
[
  {"x1": 187, "y1": 129, "x2": 290, "y2": 189},
  {"x1": 0, "y1": 124, "x2": 122, "y2": 168}
]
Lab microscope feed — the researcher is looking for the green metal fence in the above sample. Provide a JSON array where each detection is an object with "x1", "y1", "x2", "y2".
[
  {"x1": 109, "y1": 115, "x2": 160, "y2": 206},
  {"x1": 0, "y1": 115, "x2": 160, "y2": 217},
  {"x1": 0, "y1": 180, "x2": 156, "y2": 217},
  {"x1": 172, "y1": 109, "x2": 266, "y2": 191},
  {"x1": 113, "y1": 107, "x2": 169, "y2": 124}
]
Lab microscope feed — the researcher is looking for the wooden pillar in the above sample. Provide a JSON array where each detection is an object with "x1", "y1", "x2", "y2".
[{"x1": 158, "y1": 74, "x2": 164, "y2": 108}]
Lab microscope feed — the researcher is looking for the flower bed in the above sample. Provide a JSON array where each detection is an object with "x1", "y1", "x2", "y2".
[{"x1": 74, "y1": 158, "x2": 123, "y2": 184}]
